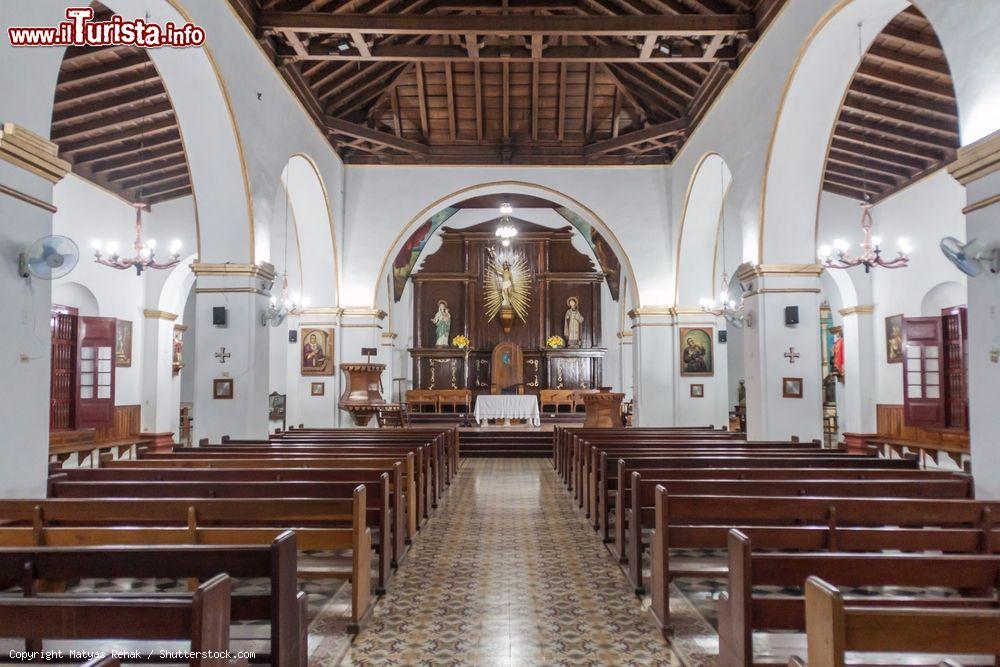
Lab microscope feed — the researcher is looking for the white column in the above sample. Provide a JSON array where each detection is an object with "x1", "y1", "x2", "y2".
[
  {"x1": 337, "y1": 307, "x2": 387, "y2": 426},
  {"x1": 139, "y1": 309, "x2": 182, "y2": 444},
  {"x1": 739, "y1": 265, "x2": 824, "y2": 442},
  {"x1": 837, "y1": 306, "x2": 877, "y2": 438},
  {"x1": 630, "y1": 308, "x2": 676, "y2": 426},
  {"x1": 674, "y1": 310, "x2": 729, "y2": 429},
  {"x1": 0, "y1": 123, "x2": 68, "y2": 497},
  {"x1": 617, "y1": 331, "x2": 633, "y2": 401},
  {"x1": 949, "y1": 131, "x2": 1000, "y2": 498},
  {"x1": 191, "y1": 263, "x2": 273, "y2": 443}
]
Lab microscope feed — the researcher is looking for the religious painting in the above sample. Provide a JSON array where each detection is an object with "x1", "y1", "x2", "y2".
[
  {"x1": 831, "y1": 326, "x2": 845, "y2": 379},
  {"x1": 213, "y1": 378, "x2": 234, "y2": 400},
  {"x1": 819, "y1": 302, "x2": 835, "y2": 379},
  {"x1": 783, "y1": 377, "x2": 803, "y2": 399},
  {"x1": 311, "y1": 382, "x2": 325, "y2": 397},
  {"x1": 690, "y1": 383, "x2": 704, "y2": 398},
  {"x1": 300, "y1": 327, "x2": 334, "y2": 376},
  {"x1": 555, "y1": 207, "x2": 622, "y2": 301},
  {"x1": 114, "y1": 319, "x2": 132, "y2": 367},
  {"x1": 172, "y1": 325, "x2": 185, "y2": 376},
  {"x1": 885, "y1": 314, "x2": 904, "y2": 363},
  {"x1": 392, "y1": 207, "x2": 460, "y2": 301},
  {"x1": 679, "y1": 327, "x2": 714, "y2": 376},
  {"x1": 268, "y1": 392, "x2": 286, "y2": 420}
]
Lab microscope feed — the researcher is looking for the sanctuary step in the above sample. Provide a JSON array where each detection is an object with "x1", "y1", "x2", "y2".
[
  {"x1": 407, "y1": 412, "x2": 585, "y2": 426},
  {"x1": 459, "y1": 431, "x2": 553, "y2": 458}
]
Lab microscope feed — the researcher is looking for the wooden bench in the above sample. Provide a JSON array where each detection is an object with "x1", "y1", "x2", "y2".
[
  {"x1": 0, "y1": 493, "x2": 375, "y2": 631},
  {"x1": 800, "y1": 576, "x2": 1000, "y2": 667},
  {"x1": 647, "y1": 490, "x2": 1000, "y2": 633},
  {"x1": 435, "y1": 389, "x2": 471, "y2": 413},
  {"x1": 0, "y1": 533, "x2": 303, "y2": 666},
  {"x1": 540, "y1": 390, "x2": 575, "y2": 413},
  {"x1": 405, "y1": 389, "x2": 440, "y2": 413},
  {"x1": 0, "y1": 573, "x2": 240, "y2": 666},
  {"x1": 49, "y1": 472, "x2": 401, "y2": 595},
  {"x1": 719, "y1": 529, "x2": 1000, "y2": 666}
]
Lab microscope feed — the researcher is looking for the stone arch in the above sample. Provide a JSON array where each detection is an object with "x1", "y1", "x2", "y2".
[
  {"x1": 52, "y1": 281, "x2": 100, "y2": 317},
  {"x1": 372, "y1": 181, "x2": 640, "y2": 309},
  {"x1": 157, "y1": 253, "x2": 198, "y2": 320},
  {"x1": 674, "y1": 152, "x2": 734, "y2": 307},
  {"x1": 921, "y1": 280, "x2": 965, "y2": 315}
]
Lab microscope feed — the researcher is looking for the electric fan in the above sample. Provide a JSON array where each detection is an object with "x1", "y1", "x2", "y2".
[{"x1": 18, "y1": 235, "x2": 79, "y2": 281}]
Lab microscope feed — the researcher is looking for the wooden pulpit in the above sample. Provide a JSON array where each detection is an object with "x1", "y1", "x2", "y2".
[
  {"x1": 491, "y1": 342, "x2": 524, "y2": 395},
  {"x1": 581, "y1": 390, "x2": 625, "y2": 428},
  {"x1": 338, "y1": 362, "x2": 386, "y2": 426}
]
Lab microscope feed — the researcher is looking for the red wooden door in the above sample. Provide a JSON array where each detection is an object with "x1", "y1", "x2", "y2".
[
  {"x1": 75, "y1": 316, "x2": 117, "y2": 429},
  {"x1": 902, "y1": 316, "x2": 944, "y2": 428},
  {"x1": 941, "y1": 306, "x2": 968, "y2": 430},
  {"x1": 50, "y1": 306, "x2": 78, "y2": 430}
]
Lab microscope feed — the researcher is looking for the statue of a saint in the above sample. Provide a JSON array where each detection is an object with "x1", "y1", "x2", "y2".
[
  {"x1": 431, "y1": 300, "x2": 451, "y2": 347},
  {"x1": 499, "y1": 261, "x2": 514, "y2": 307},
  {"x1": 564, "y1": 297, "x2": 584, "y2": 347}
]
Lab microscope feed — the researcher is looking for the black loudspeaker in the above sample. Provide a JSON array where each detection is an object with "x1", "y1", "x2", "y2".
[
  {"x1": 212, "y1": 306, "x2": 228, "y2": 327},
  {"x1": 718, "y1": 330, "x2": 728, "y2": 343},
  {"x1": 361, "y1": 347, "x2": 378, "y2": 357},
  {"x1": 288, "y1": 330, "x2": 298, "y2": 343},
  {"x1": 784, "y1": 306, "x2": 799, "y2": 326}
]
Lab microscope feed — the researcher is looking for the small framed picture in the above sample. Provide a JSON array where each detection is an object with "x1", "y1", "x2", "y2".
[
  {"x1": 690, "y1": 383, "x2": 704, "y2": 398},
  {"x1": 885, "y1": 314, "x2": 903, "y2": 363},
  {"x1": 311, "y1": 382, "x2": 325, "y2": 397},
  {"x1": 782, "y1": 377, "x2": 803, "y2": 399},
  {"x1": 213, "y1": 378, "x2": 234, "y2": 400}
]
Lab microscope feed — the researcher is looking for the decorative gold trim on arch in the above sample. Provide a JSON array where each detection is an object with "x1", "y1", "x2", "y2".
[
  {"x1": 736, "y1": 263, "x2": 824, "y2": 281},
  {"x1": 191, "y1": 262, "x2": 276, "y2": 281},
  {"x1": 143, "y1": 309, "x2": 178, "y2": 321},
  {"x1": 372, "y1": 180, "x2": 641, "y2": 309},
  {"x1": 839, "y1": 305, "x2": 874, "y2": 316}
]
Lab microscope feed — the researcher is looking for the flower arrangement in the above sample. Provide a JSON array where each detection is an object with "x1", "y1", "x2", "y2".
[
  {"x1": 452, "y1": 334, "x2": 470, "y2": 350},
  {"x1": 546, "y1": 335, "x2": 565, "y2": 349}
]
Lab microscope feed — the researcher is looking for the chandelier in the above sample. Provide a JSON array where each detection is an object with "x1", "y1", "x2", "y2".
[
  {"x1": 699, "y1": 162, "x2": 749, "y2": 327},
  {"x1": 818, "y1": 200, "x2": 911, "y2": 273},
  {"x1": 92, "y1": 202, "x2": 181, "y2": 275},
  {"x1": 818, "y1": 22, "x2": 909, "y2": 274},
  {"x1": 495, "y1": 202, "x2": 517, "y2": 247}
]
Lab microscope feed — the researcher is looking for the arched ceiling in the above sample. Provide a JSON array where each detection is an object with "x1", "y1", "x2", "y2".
[
  {"x1": 51, "y1": 3, "x2": 192, "y2": 205},
  {"x1": 821, "y1": 6, "x2": 959, "y2": 203},
  {"x1": 232, "y1": 0, "x2": 786, "y2": 165}
]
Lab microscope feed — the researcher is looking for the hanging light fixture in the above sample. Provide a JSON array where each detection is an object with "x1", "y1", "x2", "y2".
[
  {"x1": 818, "y1": 22, "x2": 910, "y2": 274},
  {"x1": 263, "y1": 170, "x2": 306, "y2": 327},
  {"x1": 700, "y1": 163, "x2": 749, "y2": 328},
  {"x1": 91, "y1": 118, "x2": 181, "y2": 275},
  {"x1": 495, "y1": 202, "x2": 517, "y2": 247}
]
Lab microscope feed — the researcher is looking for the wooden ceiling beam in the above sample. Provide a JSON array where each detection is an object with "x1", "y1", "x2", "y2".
[
  {"x1": 54, "y1": 67, "x2": 160, "y2": 107},
  {"x1": 584, "y1": 116, "x2": 687, "y2": 156},
  {"x1": 502, "y1": 62, "x2": 510, "y2": 140},
  {"x1": 446, "y1": 61, "x2": 457, "y2": 142},
  {"x1": 866, "y1": 45, "x2": 951, "y2": 78},
  {"x1": 848, "y1": 80, "x2": 957, "y2": 119},
  {"x1": 51, "y1": 88, "x2": 167, "y2": 127},
  {"x1": 822, "y1": 180, "x2": 870, "y2": 201},
  {"x1": 258, "y1": 12, "x2": 755, "y2": 37},
  {"x1": 73, "y1": 133, "x2": 182, "y2": 168},
  {"x1": 326, "y1": 64, "x2": 407, "y2": 115},
  {"x1": 825, "y1": 161, "x2": 899, "y2": 188},
  {"x1": 855, "y1": 63, "x2": 955, "y2": 100},
  {"x1": 842, "y1": 93, "x2": 958, "y2": 138},
  {"x1": 824, "y1": 171, "x2": 890, "y2": 195},
  {"x1": 826, "y1": 148, "x2": 915, "y2": 180},
  {"x1": 50, "y1": 101, "x2": 173, "y2": 143},
  {"x1": 56, "y1": 118, "x2": 178, "y2": 156},
  {"x1": 606, "y1": 64, "x2": 687, "y2": 117},
  {"x1": 130, "y1": 177, "x2": 192, "y2": 200},
  {"x1": 474, "y1": 61, "x2": 484, "y2": 143},
  {"x1": 837, "y1": 111, "x2": 956, "y2": 153},
  {"x1": 56, "y1": 55, "x2": 152, "y2": 88},
  {"x1": 415, "y1": 61, "x2": 430, "y2": 140},
  {"x1": 323, "y1": 115, "x2": 430, "y2": 155},
  {"x1": 834, "y1": 127, "x2": 943, "y2": 164},
  {"x1": 829, "y1": 137, "x2": 931, "y2": 172},
  {"x1": 145, "y1": 186, "x2": 193, "y2": 206},
  {"x1": 104, "y1": 154, "x2": 188, "y2": 183},
  {"x1": 117, "y1": 165, "x2": 190, "y2": 192},
  {"x1": 583, "y1": 62, "x2": 595, "y2": 138}
]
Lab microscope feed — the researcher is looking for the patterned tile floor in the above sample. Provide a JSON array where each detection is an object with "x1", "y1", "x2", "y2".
[{"x1": 326, "y1": 458, "x2": 681, "y2": 666}]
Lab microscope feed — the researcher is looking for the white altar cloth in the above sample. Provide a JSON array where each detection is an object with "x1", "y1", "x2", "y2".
[{"x1": 474, "y1": 395, "x2": 541, "y2": 426}]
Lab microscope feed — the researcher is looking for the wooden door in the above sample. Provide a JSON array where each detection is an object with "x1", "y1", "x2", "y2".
[
  {"x1": 941, "y1": 306, "x2": 968, "y2": 430},
  {"x1": 75, "y1": 316, "x2": 117, "y2": 429},
  {"x1": 50, "y1": 306, "x2": 78, "y2": 430},
  {"x1": 902, "y1": 316, "x2": 944, "y2": 428}
]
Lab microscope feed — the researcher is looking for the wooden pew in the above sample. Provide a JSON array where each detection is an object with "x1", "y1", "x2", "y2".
[
  {"x1": 720, "y1": 530, "x2": 1000, "y2": 666},
  {"x1": 0, "y1": 533, "x2": 302, "y2": 666},
  {"x1": 647, "y1": 489, "x2": 1000, "y2": 633},
  {"x1": 0, "y1": 574, "x2": 239, "y2": 667},
  {"x1": 619, "y1": 472, "x2": 975, "y2": 587},
  {"x1": 169, "y1": 445, "x2": 435, "y2": 517},
  {"x1": 48, "y1": 473, "x2": 400, "y2": 594},
  {"x1": 0, "y1": 492, "x2": 374, "y2": 631},
  {"x1": 801, "y1": 576, "x2": 1000, "y2": 667}
]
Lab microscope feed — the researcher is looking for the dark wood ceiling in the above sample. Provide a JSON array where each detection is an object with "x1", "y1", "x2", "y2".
[
  {"x1": 232, "y1": 0, "x2": 785, "y2": 164},
  {"x1": 822, "y1": 6, "x2": 958, "y2": 203},
  {"x1": 50, "y1": 4, "x2": 192, "y2": 206}
]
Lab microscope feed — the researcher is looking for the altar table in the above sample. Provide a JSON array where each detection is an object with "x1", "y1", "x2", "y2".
[{"x1": 474, "y1": 395, "x2": 541, "y2": 426}]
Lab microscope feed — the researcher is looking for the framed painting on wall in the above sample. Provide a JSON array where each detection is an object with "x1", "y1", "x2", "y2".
[
  {"x1": 679, "y1": 327, "x2": 713, "y2": 376},
  {"x1": 885, "y1": 314, "x2": 904, "y2": 363},
  {"x1": 311, "y1": 382, "x2": 325, "y2": 397},
  {"x1": 213, "y1": 378, "x2": 234, "y2": 400},
  {"x1": 301, "y1": 327, "x2": 334, "y2": 376},
  {"x1": 783, "y1": 377, "x2": 803, "y2": 399},
  {"x1": 690, "y1": 384, "x2": 704, "y2": 398},
  {"x1": 115, "y1": 319, "x2": 132, "y2": 367}
]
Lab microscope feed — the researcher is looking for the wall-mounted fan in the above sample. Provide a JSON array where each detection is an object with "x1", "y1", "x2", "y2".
[
  {"x1": 940, "y1": 237, "x2": 999, "y2": 277},
  {"x1": 18, "y1": 235, "x2": 79, "y2": 281}
]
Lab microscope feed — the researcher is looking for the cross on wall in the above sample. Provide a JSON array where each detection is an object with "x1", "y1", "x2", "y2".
[
  {"x1": 784, "y1": 347, "x2": 800, "y2": 364},
  {"x1": 215, "y1": 347, "x2": 231, "y2": 363}
]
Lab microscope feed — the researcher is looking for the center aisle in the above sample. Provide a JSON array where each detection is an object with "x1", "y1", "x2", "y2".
[{"x1": 332, "y1": 458, "x2": 678, "y2": 666}]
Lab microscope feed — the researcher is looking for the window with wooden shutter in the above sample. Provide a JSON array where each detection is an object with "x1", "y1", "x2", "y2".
[
  {"x1": 75, "y1": 316, "x2": 117, "y2": 429},
  {"x1": 902, "y1": 316, "x2": 945, "y2": 428},
  {"x1": 941, "y1": 306, "x2": 968, "y2": 431}
]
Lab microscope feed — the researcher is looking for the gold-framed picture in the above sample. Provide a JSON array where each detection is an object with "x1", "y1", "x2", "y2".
[
  {"x1": 783, "y1": 377, "x2": 803, "y2": 399},
  {"x1": 213, "y1": 378, "x2": 234, "y2": 400},
  {"x1": 311, "y1": 382, "x2": 325, "y2": 397},
  {"x1": 679, "y1": 327, "x2": 713, "y2": 376},
  {"x1": 301, "y1": 327, "x2": 334, "y2": 376},
  {"x1": 690, "y1": 383, "x2": 705, "y2": 398},
  {"x1": 115, "y1": 319, "x2": 132, "y2": 367}
]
